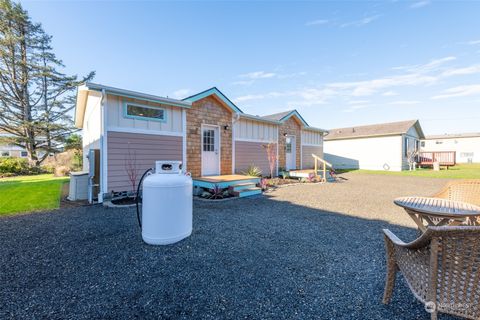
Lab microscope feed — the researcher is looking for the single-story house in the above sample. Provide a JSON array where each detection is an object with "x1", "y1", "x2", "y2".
[
  {"x1": 323, "y1": 120, "x2": 425, "y2": 171},
  {"x1": 421, "y1": 133, "x2": 480, "y2": 163},
  {"x1": 75, "y1": 83, "x2": 327, "y2": 201},
  {"x1": 0, "y1": 130, "x2": 28, "y2": 158},
  {"x1": 0, "y1": 130, "x2": 46, "y2": 159}
]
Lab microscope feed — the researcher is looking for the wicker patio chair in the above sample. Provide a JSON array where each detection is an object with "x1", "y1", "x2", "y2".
[
  {"x1": 433, "y1": 179, "x2": 480, "y2": 206},
  {"x1": 382, "y1": 226, "x2": 480, "y2": 320}
]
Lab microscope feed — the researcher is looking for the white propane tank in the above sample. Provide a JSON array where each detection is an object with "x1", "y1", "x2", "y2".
[{"x1": 142, "y1": 161, "x2": 192, "y2": 245}]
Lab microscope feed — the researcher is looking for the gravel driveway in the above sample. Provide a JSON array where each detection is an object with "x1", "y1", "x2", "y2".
[{"x1": 0, "y1": 173, "x2": 457, "y2": 319}]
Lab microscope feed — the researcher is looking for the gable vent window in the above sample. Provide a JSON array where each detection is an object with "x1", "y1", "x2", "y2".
[{"x1": 125, "y1": 103, "x2": 165, "y2": 121}]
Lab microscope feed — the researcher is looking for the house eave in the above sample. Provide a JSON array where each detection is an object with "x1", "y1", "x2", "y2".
[
  {"x1": 75, "y1": 82, "x2": 192, "y2": 129},
  {"x1": 303, "y1": 126, "x2": 329, "y2": 134},
  {"x1": 325, "y1": 132, "x2": 405, "y2": 141},
  {"x1": 183, "y1": 87, "x2": 243, "y2": 114},
  {"x1": 239, "y1": 113, "x2": 281, "y2": 124},
  {"x1": 84, "y1": 82, "x2": 192, "y2": 108}
]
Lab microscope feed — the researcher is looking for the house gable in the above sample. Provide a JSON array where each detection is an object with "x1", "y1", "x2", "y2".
[
  {"x1": 185, "y1": 95, "x2": 234, "y2": 177},
  {"x1": 279, "y1": 110, "x2": 309, "y2": 127},
  {"x1": 183, "y1": 87, "x2": 242, "y2": 114}
]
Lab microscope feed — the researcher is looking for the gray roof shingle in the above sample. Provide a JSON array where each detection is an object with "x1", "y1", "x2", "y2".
[
  {"x1": 325, "y1": 120, "x2": 424, "y2": 140},
  {"x1": 425, "y1": 132, "x2": 480, "y2": 139},
  {"x1": 261, "y1": 110, "x2": 296, "y2": 122}
]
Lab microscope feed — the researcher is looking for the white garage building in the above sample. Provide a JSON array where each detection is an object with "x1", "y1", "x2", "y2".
[{"x1": 324, "y1": 120, "x2": 425, "y2": 171}]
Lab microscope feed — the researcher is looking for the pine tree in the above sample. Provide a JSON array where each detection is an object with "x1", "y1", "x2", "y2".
[
  {"x1": 35, "y1": 31, "x2": 94, "y2": 162},
  {"x1": 0, "y1": 0, "x2": 94, "y2": 165}
]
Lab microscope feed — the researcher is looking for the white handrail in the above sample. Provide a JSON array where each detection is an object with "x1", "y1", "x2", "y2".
[
  {"x1": 312, "y1": 153, "x2": 333, "y2": 183},
  {"x1": 312, "y1": 154, "x2": 333, "y2": 168}
]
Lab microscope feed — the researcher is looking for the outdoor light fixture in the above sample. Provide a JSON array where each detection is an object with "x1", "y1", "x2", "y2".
[
  {"x1": 283, "y1": 132, "x2": 288, "y2": 137},
  {"x1": 223, "y1": 125, "x2": 230, "y2": 131}
]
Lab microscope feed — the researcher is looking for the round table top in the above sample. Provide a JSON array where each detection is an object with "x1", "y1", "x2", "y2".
[{"x1": 394, "y1": 196, "x2": 480, "y2": 218}]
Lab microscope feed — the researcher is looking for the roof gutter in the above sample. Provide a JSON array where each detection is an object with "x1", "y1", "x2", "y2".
[
  {"x1": 84, "y1": 82, "x2": 192, "y2": 109},
  {"x1": 239, "y1": 113, "x2": 281, "y2": 124}
]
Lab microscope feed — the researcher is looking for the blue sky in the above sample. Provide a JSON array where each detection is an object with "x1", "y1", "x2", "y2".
[{"x1": 21, "y1": 0, "x2": 480, "y2": 134}]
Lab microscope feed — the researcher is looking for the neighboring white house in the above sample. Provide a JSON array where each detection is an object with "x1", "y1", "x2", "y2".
[
  {"x1": 421, "y1": 133, "x2": 480, "y2": 163},
  {"x1": 0, "y1": 130, "x2": 29, "y2": 158},
  {"x1": 324, "y1": 120, "x2": 425, "y2": 171}
]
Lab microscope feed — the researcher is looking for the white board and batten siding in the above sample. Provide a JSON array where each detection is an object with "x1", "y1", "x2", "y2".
[
  {"x1": 301, "y1": 130, "x2": 324, "y2": 169},
  {"x1": 106, "y1": 95, "x2": 183, "y2": 135},
  {"x1": 234, "y1": 119, "x2": 278, "y2": 175},
  {"x1": 324, "y1": 135, "x2": 404, "y2": 171},
  {"x1": 105, "y1": 95, "x2": 185, "y2": 193},
  {"x1": 82, "y1": 91, "x2": 103, "y2": 171}
]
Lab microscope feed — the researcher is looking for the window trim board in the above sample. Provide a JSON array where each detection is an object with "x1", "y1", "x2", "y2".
[{"x1": 123, "y1": 101, "x2": 167, "y2": 123}]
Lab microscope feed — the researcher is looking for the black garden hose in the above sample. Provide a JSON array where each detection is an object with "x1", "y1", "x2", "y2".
[{"x1": 136, "y1": 168, "x2": 154, "y2": 228}]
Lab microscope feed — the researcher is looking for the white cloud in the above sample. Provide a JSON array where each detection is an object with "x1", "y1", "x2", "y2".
[
  {"x1": 348, "y1": 100, "x2": 370, "y2": 105},
  {"x1": 233, "y1": 94, "x2": 265, "y2": 103},
  {"x1": 340, "y1": 15, "x2": 381, "y2": 28},
  {"x1": 382, "y1": 91, "x2": 398, "y2": 96},
  {"x1": 389, "y1": 100, "x2": 420, "y2": 105},
  {"x1": 233, "y1": 70, "x2": 306, "y2": 85},
  {"x1": 232, "y1": 80, "x2": 254, "y2": 86},
  {"x1": 277, "y1": 71, "x2": 307, "y2": 79},
  {"x1": 466, "y1": 40, "x2": 480, "y2": 45},
  {"x1": 171, "y1": 89, "x2": 191, "y2": 99},
  {"x1": 327, "y1": 73, "x2": 437, "y2": 97},
  {"x1": 305, "y1": 19, "x2": 329, "y2": 26},
  {"x1": 233, "y1": 57, "x2": 480, "y2": 109},
  {"x1": 432, "y1": 84, "x2": 480, "y2": 99},
  {"x1": 343, "y1": 104, "x2": 370, "y2": 113},
  {"x1": 410, "y1": 1, "x2": 430, "y2": 9},
  {"x1": 240, "y1": 71, "x2": 276, "y2": 79},
  {"x1": 441, "y1": 65, "x2": 480, "y2": 77},
  {"x1": 392, "y1": 56, "x2": 456, "y2": 73}
]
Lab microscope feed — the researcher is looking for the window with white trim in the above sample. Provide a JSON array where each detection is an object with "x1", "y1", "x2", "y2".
[
  {"x1": 1, "y1": 151, "x2": 10, "y2": 157},
  {"x1": 461, "y1": 152, "x2": 474, "y2": 158},
  {"x1": 125, "y1": 103, "x2": 165, "y2": 121},
  {"x1": 404, "y1": 137, "x2": 409, "y2": 157},
  {"x1": 203, "y1": 129, "x2": 215, "y2": 152},
  {"x1": 21, "y1": 151, "x2": 28, "y2": 157}
]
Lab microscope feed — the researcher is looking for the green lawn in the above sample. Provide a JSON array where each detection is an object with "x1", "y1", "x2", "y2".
[
  {"x1": 0, "y1": 174, "x2": 69, "y2": 216},
  {"x1": 343, "y1": 163, "x2": 480, "y2": 179}
]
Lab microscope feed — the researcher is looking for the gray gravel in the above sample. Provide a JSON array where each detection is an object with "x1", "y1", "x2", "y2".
[{"x1": 0, "y1": 173, "x2": 458, "y2": 319}]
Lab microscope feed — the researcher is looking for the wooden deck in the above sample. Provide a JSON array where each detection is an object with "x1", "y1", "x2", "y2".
[
  {"x1": 288, "y1": 169, "x2": 316, "y2": 178},
  {"x1": 418, "y1": 151, "x2": 456, "y2": 167},
  {"x1": 193, "y1": 174, "x2": 261, "y2": 189},
  {"x1": 289, "y1": 169, "x2": 334, "y2": 182}
]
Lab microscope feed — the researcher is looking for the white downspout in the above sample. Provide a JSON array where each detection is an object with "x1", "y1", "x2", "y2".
[
  {"x1": 232, "y1": 113, "x2": 240, "y2": 174},
  {"x1": 98, "y1": 89, "x2": 107, "y2": 202},
  {"x1": 182, "y1": 109, "x2": 187, "y2": 172}
]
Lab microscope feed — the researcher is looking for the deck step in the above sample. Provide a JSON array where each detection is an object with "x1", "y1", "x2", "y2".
[
  {"x1": 229, "y1": 182, "x2": 256, "y2": 192},
  {"x1": 232, "y1": 187, "x2": 262, "y2": 198}
]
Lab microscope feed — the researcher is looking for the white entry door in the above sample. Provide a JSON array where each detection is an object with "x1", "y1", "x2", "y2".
[
  {"x1": 201, "y1": 125, "x2": 220, "y2": 176},
  {"x1": 285, "y1": 135, "x2": 296, "y2": 170}
]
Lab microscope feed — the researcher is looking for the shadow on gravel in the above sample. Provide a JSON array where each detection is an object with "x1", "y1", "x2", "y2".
[{"x1": 0, "y1": 197, "x2": 460, "y2": 320}]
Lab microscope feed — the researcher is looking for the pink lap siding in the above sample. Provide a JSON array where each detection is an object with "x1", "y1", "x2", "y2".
[
  {"x1": 107, "y1": 131, "x2": 182, "y2": 193},
  {"x1": 234, "y1": 141, "x2": 276, "y2": 176}
]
